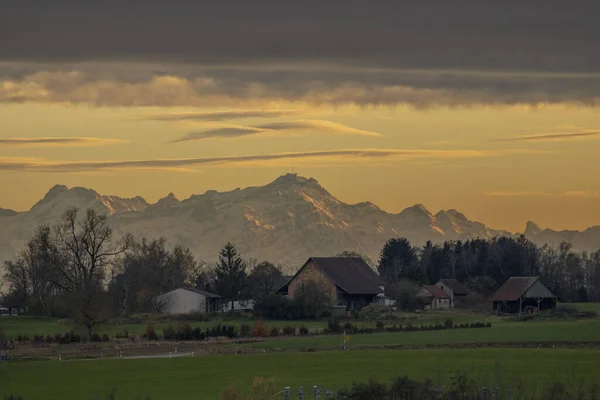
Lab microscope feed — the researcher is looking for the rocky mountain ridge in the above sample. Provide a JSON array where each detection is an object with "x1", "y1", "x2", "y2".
[{"x1": 1, "y1": 174, "x2": 598, "y2": 267}]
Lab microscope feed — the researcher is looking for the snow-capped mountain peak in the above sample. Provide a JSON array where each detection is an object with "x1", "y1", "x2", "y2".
[{"x1": 2, "y1": 174, "x2": 599, "y2": 268}]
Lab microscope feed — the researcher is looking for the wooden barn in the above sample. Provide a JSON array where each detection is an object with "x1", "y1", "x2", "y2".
[
  {"x1": 490, "y1": 276, "x2": 557, "y2": 314},
  {"x1": 278, "y1": 257, "x2": 385, "y2": 310}
]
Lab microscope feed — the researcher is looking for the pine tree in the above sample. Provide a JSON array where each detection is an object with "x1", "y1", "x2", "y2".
[
  {"x1": 214, "y1": 242, "x2": 247, "y2": 310},
  {"x1": 377, "y1": 238, "x2": 424, "y2": 283}
]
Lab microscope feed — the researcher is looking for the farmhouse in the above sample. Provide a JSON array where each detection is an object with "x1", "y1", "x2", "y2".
[
  {"x1": 416, "y1": 285, "x2": 450, "y2": 310},
  {"x1": 278, "y1": 257, "x2": 385, "y2": 310},
  {"x1": 153, "y1": 287, "x2": 220, "y2": 314},
  {"x1": 436, "y1": 279, "x2": 468, "y2": 308},
  {"x1": 490, "y1": 276, "x2": 557, "y2": 314}
]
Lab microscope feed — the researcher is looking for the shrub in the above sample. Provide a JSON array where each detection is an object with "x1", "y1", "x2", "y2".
[
  {"x1": 143, "y1": 326, "x2": 159, "y2": 341},
  {"x1": 115, "y1": 329, "x2": 129, "y2": 339},
  {"x1": 299, "y1": 325, "x2": 309, "y2": 336},
  {"x1": 250, "y1": 321, "x2": 269, "y2": 337},
  {"x1": 191, "y1": 327, "x2": 205, "y2": 341},
  {"x1": 102, "y1": 334, "x2": 110, "y2": 342},
  {"x1": 177, "y1": 323, "x2": 192, "y2": 340},
  {"x1": 163, "y1": 325, "x2": 176, "y2": 341},
  {"x1": 326, "y1": 318, "x2": 342, "y2": 334},
  {"x1": 282, "y1": 326, "x2": 296, "y2": 336},
  {"x1": 91, "y1": 333, "x2": 102, "y2": 342},
  {"x1": 206, "y1": 324, "x2": 238, "y2": 339},
  {"x1": 269, "y1": 327, "x2": 280, "y2": 337},
  {"x1": 343, "y1": 322, "x2": 355, "y2": 333},
  {"x1": 359, "y1": 304, "x2": 401, "y2": 321},
  {"x1": 240, "y1": 324, "x2": 252, "y2": 337},
  {"x1": 375, "y1": 321, "x2": 385, "y2": 331},
  {"x1": 444, "y1": 318, "x2": 453, "y2": 329}
]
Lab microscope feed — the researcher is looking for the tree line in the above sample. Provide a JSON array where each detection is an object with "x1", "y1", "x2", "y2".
[
  {"x1": 3, "y1": 207, "x2": 600, "y2": 337},
  {"x1": 0, "y1": 208, "x2": 288, "y2": 336},
  {"x1": 377, "y1": 236, "x2": 600, "y2": 302}
]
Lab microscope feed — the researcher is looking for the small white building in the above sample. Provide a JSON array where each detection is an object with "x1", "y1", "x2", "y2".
[
  {"x1": 416, "y1": 285, "x2": 450, "y2": 310},
  {"x1": 153, "y1": 287, "x2": 220, "y2": 314},
  {"x1": 435, "y1": 279, "x2": 469, "y2": 308}
]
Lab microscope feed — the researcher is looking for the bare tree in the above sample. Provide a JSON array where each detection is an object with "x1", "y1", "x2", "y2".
[
  {"x1": 151, "y1": 293, "x2": 172, "y2": 313},
  {"x1": 50, "y1": 207, "x2": 132, "y2": 338}
]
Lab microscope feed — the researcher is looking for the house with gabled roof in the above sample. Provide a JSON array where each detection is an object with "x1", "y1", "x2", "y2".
[
  {"x1": 436, "y1": 279, "x2": 469, "y2": 308},
  {"x1": 278, "y1": 257, "x2": 385, "y2": 310},
  {"x1": 490, "y1": 276, "x2": 557, "y2": 314},
  {"x1": 416, "y1": 285, "x2": 450, "y2": 310}
]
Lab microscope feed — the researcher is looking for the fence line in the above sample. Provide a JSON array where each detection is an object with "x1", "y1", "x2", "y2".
[{"x1": 281, "y1": 385, "x2": 514, "y2": 400}]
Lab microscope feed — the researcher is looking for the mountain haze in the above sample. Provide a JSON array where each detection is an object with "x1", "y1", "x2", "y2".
[{"x1": 0, "y1": 174, "x2": 598, "y2": 268}]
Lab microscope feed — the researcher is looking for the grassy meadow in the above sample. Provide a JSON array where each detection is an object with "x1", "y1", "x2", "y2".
[
  {"x1": 236, "y1": 319, "x2": 600, "y2": 350},
  {"x1": 3, "y1": 348, "x2": 600, "y2": 400},
  {"x1": 1, "y1": 305, "x2": 599, "y2": 399},
  {"x1": 0, "y1": 309, "x2": 498, "y2": 338}
]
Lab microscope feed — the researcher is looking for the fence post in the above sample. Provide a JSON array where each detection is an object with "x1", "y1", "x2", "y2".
[
  {"x1": 284, "y1": 386, "x2": 290, "y2": 400},
  {"x1": 298, "y1": 386, "x2": 304, "y2": 400},
  {"x1": 313, "y1": 385, "x2": 319, "y2": 400},
  {"x1": 506, "y1": 388, "x2": 513, "y2": 400}
]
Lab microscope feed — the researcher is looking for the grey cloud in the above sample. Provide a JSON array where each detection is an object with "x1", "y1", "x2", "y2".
[
  {"x1": 2, "y1": 64, "x2": 600, "y2": 107},
  {"x1": 494, "y1": 131, "x2": 600, "y2": 142},
  {"x1": 0, "y1": 148, "x2": 492, "y2": 173},
  {"x1": 1, "y1": 2, "x2": 600, "y2": 107},
  {"x1": 146, "y1": 110, "x2": 299, "y2": 122},
  {"x1": 2, "y1": 2, "x2": 599, "y2": 74}
]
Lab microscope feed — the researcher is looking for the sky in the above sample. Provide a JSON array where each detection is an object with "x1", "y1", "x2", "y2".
[{"x1": 1, "y1": 1, "x2": 600, "y2": 233}]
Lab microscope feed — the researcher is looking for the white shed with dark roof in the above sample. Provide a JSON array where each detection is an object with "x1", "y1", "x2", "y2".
[{"x1": 154, "y1": 287, "x2": 220, "y2": 314}]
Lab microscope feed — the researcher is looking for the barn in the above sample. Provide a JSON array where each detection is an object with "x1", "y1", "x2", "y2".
[
  {"x1": 490, "y1": 276, "x2": 557, "y2": 314},
  {"x1": 278, "y1": 257, "x2": 385, "y2": 310}
]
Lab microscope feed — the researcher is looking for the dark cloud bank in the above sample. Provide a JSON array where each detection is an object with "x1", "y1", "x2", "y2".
[{"x1": 1, "y1": 1, "x2": 599, "y2": 107}]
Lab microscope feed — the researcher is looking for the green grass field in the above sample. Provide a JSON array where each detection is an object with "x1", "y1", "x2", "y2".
[
  {"x1": 565, "y1": 302, "x2": 600, "y2": 312},
  {"x1": 0, "y1": 309, "x2": 499, "y2": 338},
  {"x1": 2, "y1": 348, "x2": 599, "y2": 400},
  {"x1": 237, "y1": 319, "x2": 600, "y2": 350}
]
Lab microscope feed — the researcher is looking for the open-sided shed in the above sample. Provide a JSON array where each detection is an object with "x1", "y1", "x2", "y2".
[{"x1": 490, "y1": 276, "x2": 557, "y2": 314}]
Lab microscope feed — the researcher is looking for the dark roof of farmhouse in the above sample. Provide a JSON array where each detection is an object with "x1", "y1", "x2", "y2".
[
  {"x1": 309, "y1": 257, "x2": 384, "y2": 295},
  {"x1": 182, "y1": 286, "x2": 221, "y2": 298},
  {"x1": 489, "y1": 277, "x2": 555, "y2": 302},
  {"x1": 438, "y1": 279, "x2": 468, "y2": 296},
  {"x1": 422, "y1": 285, "x2": 450, "y2": 299}
]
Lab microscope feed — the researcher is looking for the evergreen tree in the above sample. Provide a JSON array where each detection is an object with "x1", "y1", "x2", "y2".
[
  {"x1": 214, "y1": 242, "x2": 247, "y2": 310},
  {"x1": 377, "y1": 238, "x2": 424, "y2": 283}
]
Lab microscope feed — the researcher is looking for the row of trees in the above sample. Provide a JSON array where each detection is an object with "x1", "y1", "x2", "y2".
[
  {"x1": 3, "y1": 207, "x2": 600, "y2": 336},
  {"x1": 377, "y1": 236, "x2": 600, "y2": 302},
  {"x1": 1, "y1": 208, "x2": 287, "y2": 336}
]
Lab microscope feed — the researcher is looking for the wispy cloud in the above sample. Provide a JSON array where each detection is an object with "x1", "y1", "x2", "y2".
[
  {"x1": 485, "y1": 190, "x2": 600, "y2": 198},
  {"x1": 172, "y1": 126, "x2": 263, "y2": 142},
  {"x1": 0, "y1": 137, "x2": 126, "y2": 147},
  {"x1": 493, "y1": 131, "x2": 600, "y2": 143},
  {"x1": 145, "y1": 110, "x2": 300, "y2": 122},
  {"x1": 172, "y1": 120, "x2": 382, "y2": 142},
  {"x1": 0, "y1": 148, "x2": 500, "y2": 173}
]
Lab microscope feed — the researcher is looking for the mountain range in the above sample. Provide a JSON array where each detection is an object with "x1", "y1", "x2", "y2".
[{"x1": 1, "y1": 174, "x2": 599, "y2": 269}]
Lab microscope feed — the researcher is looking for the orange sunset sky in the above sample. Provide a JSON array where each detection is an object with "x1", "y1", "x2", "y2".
[{"x1": 1, "y1": 2, "x2": 600, "y2": 233}]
